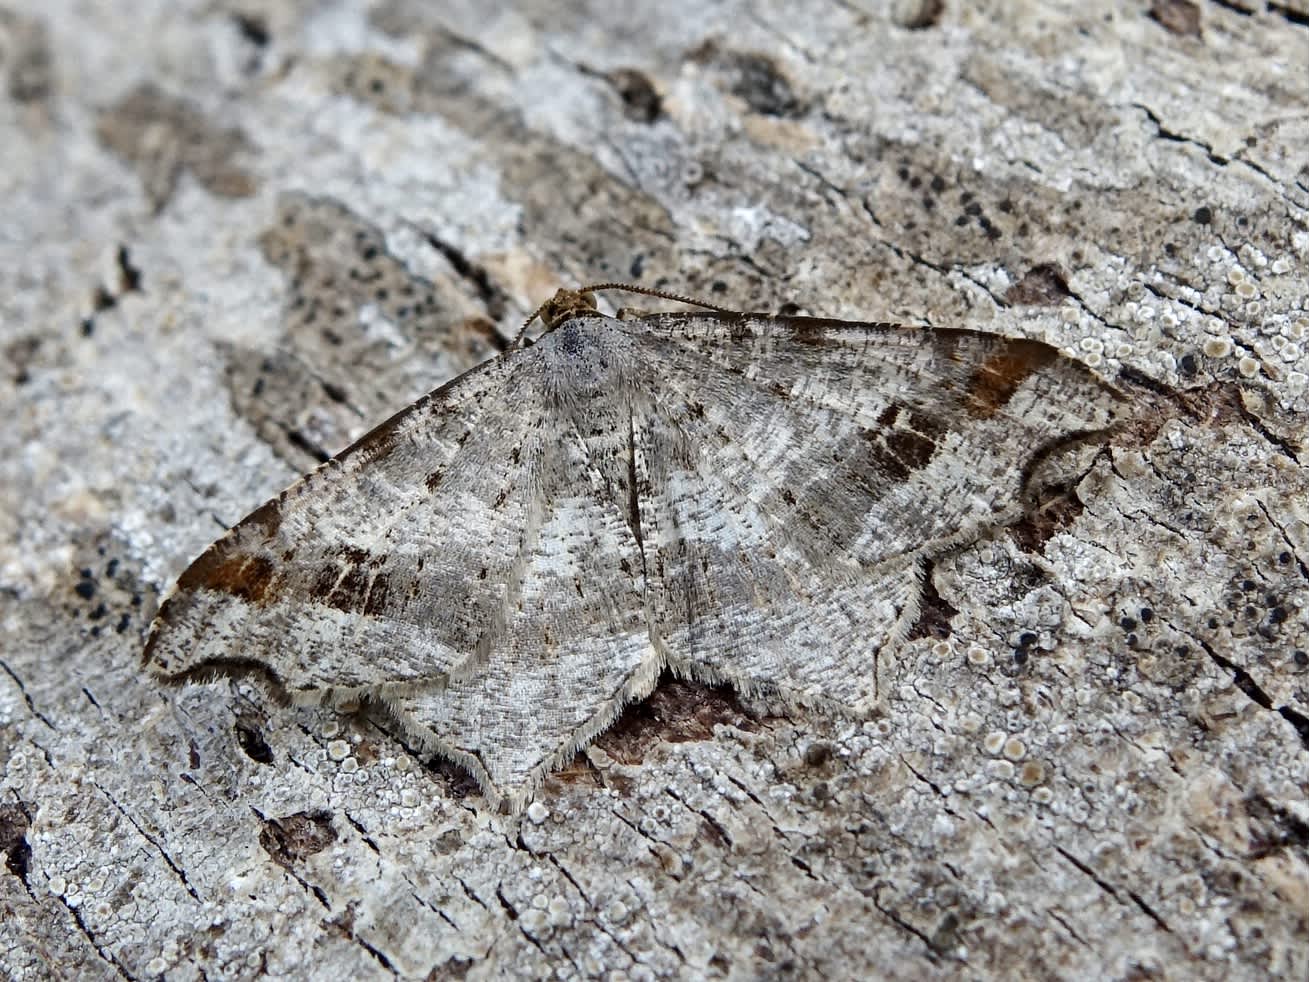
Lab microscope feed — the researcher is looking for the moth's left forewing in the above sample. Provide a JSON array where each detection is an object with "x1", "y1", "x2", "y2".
[
  {"x1": 621, "y1": 310, "x2": 1129, "y2": 558},
  {"x1": 608, "y1": 307, "x2": 1128, "y2": 712}
]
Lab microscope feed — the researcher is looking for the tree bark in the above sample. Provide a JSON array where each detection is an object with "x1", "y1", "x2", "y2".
[{"x1": 2, "y1": 1, "x2": 1307, "y2": 978}]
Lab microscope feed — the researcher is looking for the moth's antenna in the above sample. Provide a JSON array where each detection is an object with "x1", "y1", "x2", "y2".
[
  {"x1": 519, "y1": 295, "x2": 559, "y2": 341},
  {"x1": 517, "y1": 282, "x2": 738, "y2": 341},
  {"x1": 576, "y1": 282, "x2": 738, "y2": 315}
]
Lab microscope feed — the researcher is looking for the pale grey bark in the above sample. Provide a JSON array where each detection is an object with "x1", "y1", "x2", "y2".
[{"x1": 2, "y1": 1, "x2": 1307, "y2": 979}]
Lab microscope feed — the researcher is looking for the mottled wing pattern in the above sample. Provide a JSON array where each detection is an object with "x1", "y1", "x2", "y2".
[
  {"x1": 148, "y1": 314, "x2": 664, "y2": 806},
  {"x1": 387, "y1": 389, "x2": 659, "y2": 802},
  {"x1": 145, "y1": 350, "x2": 558, "y2": 698},
  {"x1": 629, "y1": 312, "x2": 1125, "y2": 560},
  {"x1": 147, "y1": 299, "x2": 1128, "y2": 810},
  {"x1": 630, "y1": 388, "x2": 920, "y2": 710},
  {"x1": 618, "y1": 311, "x2": 1127, "y2": 706}
]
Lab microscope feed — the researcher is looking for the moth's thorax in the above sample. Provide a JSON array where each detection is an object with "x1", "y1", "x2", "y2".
[{"x1": 539, "y1": 315, "x2": 635, "y2": 403}]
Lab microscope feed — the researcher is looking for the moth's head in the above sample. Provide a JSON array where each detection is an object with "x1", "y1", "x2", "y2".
[{"x1": 537, "y1": 288, "x2": 599, "y2": 331}]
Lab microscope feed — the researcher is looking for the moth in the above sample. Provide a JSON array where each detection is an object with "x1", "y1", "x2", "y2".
[{"x1": 145, "y1": 284, "x2": 1128, "y2": 809}]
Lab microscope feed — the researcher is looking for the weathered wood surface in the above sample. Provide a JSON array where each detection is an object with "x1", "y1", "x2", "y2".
[{"x1": 2, "y1": 1, "x2": 1307, "y2": 978}]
